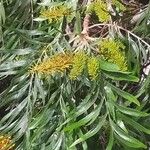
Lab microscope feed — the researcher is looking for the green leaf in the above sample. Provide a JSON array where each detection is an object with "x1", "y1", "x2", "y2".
[
  {"x1": 64, "y1": 102, "x2": 102, "y2": 131},
  {"x1": 105, "y1": 86, "x2": 116, "y2": 120},
  {"x1": 8, "y1": 48, "x2": 33, "y2": 55},
  {"x1": 78, "y1": 129, "x2": 88, "y2": 150},
  {"x1": 114, "y1": 102, "x2": 149, "y2": 117},
  {"x1": 104, "y1": 71, "x2": 139, "y2": 82},
  {"x1": 70, "y1": 87, "x2": 99, "y2": 118},
  {"x1": 87, "y1": 98, "x2": 104, "y2": 126},
  {"x1": 58, "y1": 88, "x2": 100, "y2": 131},
  {"x1": 0, "y1": 99, "x2": 27, "y2": 124},
  {"x1": 34, "y1": 76, "x2": 45, "y2": 105},
  {"x1": 69, "y1": 113, "x2": 107, "y2": 148},
  {"x1": 52, "y1": 134, "x2": 63, "y2": 150},
  {"x1": 100, "y1": 59, "x2": 120, "y2": 72},
  {"x1": 117, "y1": 120, "x2": 128, "y2": 133},
  {"x1": 77, "y1": 88, "x2": 99, "y2": 113},
  {"x1": 0, "y1": 60, "x2": 26, "y2": 70},
  {"x1": 106, "y1": 128, "x2": 114, "y2": 150},
  {"x1": 108, "y1": 82, "x2": 140, "y2": 106},
  {"x1": 75, "y1": 11, "x2": 82, "y2": 34},
  {"x1": 0, "y1": 2, "x2": 5, "y2": 25},
  {"x1": 110, "y1": 119, "x2": 147, "y2": 149},
  {"x1": 118, "y1": 113, "x2": 150, "y2": 134},
  {"x1": 12, "y1": 114, "x2": 28, "y2": 140}
]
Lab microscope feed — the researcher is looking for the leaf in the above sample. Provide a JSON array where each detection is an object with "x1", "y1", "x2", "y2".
[
  {"x1": 69, "y1": 113, "x2": 107, "y2": 148},
  {"x1": 114, "y1": 102, "x2": 149, "y2": 117},
  {"x1": 0, "y1": 60, "x2": 26, "y2": 70},
  {"x1": 12, "y1": 114, "x2": 28, "y2": 140},
  {"x1": 136, "y1": 74, "x2": 150, "y2": 97},
  {"x1": 104, "y1": 71, "x2": 139, "y2": 82},
  {"x1": 64, "y1": 102, "x2": 102, "y2": 131},
  {"x1": 76, "y1": 88, "x2": 99, "y2": 116},
  {"x1": 107, "y1": 82, "x2": 140, "y2": 106},
  {"x1": 117, "y1": 120, "x2": 128, "y2": 133},
  {"x1": 33, "y1": 17, "x2": 46, "y2": 22},
  {"x1": 106, "y1": 128, "x2": 114, "y2": 150},
  {"x1": 9, "y1": 48, "x2": 33, "y2": 55},
  {"x1": 38, "y1": 1, "x2": 64, "y2": 7},
  {"x1": 34, "y1": 76, "x2": 45, "y2": 105},
  {"x1": 75, "y1": 11, "x2": 82, "y2": 34},
  {"x1": 100, "y1": 59, "x2": 120, "y2": 72},
  {"x1": 105, "y1": 86, "x2": 116, "y2": 120},
  {"x1": 0, "y1": 70, "x2": 17, "y2": 76},
  {"x1": 58, "y1": 88, "x2": 99, "y2": 131},
  {"x1": 118, "y1": 113, "x2": 150, "y2": 134},
  {"x1": 0, "y1": 2, "x2": 5, "y2": 25},
  {"x1": 52, "y1": 134, "x2": 63, "y2": 150},
  {"x1": 29, "y1": 92, "x2": 57, "y2": 130},
  {"x1": 110, "y1": 119, "x2": 147, "y2": 149},
  {"x1": 0, "y1": 99, "x2": 27, "y2": 124},
  {"x1": 78, "y1": 130, "x2": 88, "y2": 150},
  {"x1": 86, "y1": 97, "x2": 104, "y2": 126}
]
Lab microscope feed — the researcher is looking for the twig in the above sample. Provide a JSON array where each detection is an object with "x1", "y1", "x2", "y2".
[
  {"x1": 89, "y1": 23, "x2": 150, "y2": 49},
  {"x1": 81, "y1": 14, "x2": 90, "y2": 35},
  {"x1": 81, "y1": 0, "x2": 92, "y2": 35},
  {"x1": 30, "y1": 0, "x2": 34, "y2": 29}
]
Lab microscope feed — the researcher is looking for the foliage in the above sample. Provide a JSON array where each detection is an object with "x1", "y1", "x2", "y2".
[{"x1": 0, "y1": 0, "x2": 150, "y2": 150}]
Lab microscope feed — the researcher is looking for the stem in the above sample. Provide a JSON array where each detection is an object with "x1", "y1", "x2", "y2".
[
  {"x1": 81, "y1": 14, "x2": 90, "y2": 35},
  {"x1": 81, "y1": 0, "x2": 92, "y2": 35},
  {"x1": 89, "y1": 23, "x2": 150, "y2": 48}
]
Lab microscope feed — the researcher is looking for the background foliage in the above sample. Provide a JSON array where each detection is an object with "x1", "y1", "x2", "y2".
[{"x1": 0, "y1": 0, "x2": 150, "y2": 150}]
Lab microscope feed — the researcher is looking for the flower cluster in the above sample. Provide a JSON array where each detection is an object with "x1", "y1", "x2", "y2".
[
  {"x1": 31, "y1": 51, "x2": 101, "y2": 80},
  {"x1": 31, "y1": 53, "x2": 73, "y2": 75},
  {"x1": 40, "y1": 5, "x2": 71, "y2": 22},
  {"x1": 87, "y1": 57, "x2": 100, "y2": 80},
  {"x1": 69, "y1": 52, "x2": 88, "y2": 80},
  {"x1": 89, "y1": 0, "x2": 110, "y2": 22},
  {"x1": 0, "y1": 135, "x2": 14, "y2": 150},
  {"x1": 99, "y1": 39, "x2": 127, "y2": 71},
  {"x1": 30, "y1": 40, "x2": 127, "y2": 78}
]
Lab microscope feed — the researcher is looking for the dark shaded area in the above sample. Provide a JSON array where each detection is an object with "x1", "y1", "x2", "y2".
[
  {"x1": 124, "y1": 0, "x2": 149, "y2": 5},
  {"x1": 0, "y1": 76, "x2": 13, "y2": 118},
  {"x1": 138, "y1": 0, "x2": 149, "y2": 5},
  {"x1": 0, "y1": 76, "x2": 12, "y2": 93}
]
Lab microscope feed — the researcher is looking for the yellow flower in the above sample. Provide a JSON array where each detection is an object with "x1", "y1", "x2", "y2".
[
  {"x1": 31, "y1": 53, "x2": 73, "y2": 75},
  {"x1": 99, "y1": 39, "x2": 127, "y2": 71},
  {"x1": 89, "y1": 0, "x2": 110, "y2": 22},
  {"x1": 40, "y1": 5, "x2": 71, "y2": 22},
  {"x1": 69, "y1": 52, "x2": 88, "y2": 79},
  {"x1": 88, "y1": 57, "x2": 100, "y2": 80},
  {"x1": 0, "y1": 135, "x2": 14, "y2": 150}
]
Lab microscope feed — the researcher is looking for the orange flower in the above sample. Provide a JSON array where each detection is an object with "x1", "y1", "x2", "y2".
[{"x1": 0, "y1": 135, "x2": 14, "y2": 150}]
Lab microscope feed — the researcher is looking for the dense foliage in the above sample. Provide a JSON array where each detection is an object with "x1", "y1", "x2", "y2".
[{"x1": 0, "y1": 0, "x2": 150, "y2": 149}]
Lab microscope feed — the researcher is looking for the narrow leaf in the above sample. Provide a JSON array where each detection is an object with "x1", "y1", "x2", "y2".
[{"x1": 108, "y1": 82, "x2": 140, "y2": 106}]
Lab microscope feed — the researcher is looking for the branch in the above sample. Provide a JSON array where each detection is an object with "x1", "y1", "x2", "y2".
[
  {"x1": 88, "y1": 23, "x2": 150, "y2": 48},
  {"x1": 81, "y1": 14, "x2": 90, "y2": 35},
  {"x1": 81, "y1": 0, "x2": 93, "y2": 35}
]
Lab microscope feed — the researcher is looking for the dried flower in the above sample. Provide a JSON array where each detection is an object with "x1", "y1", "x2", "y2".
[
  {"x1": 40, "y1": 5, "x2": 71, "y2": 22},
  {"x1": 99, "y1": 39, "x2": 127, "y2": 71},
  {"x1": 88, "y1": 57, "x2": 100, "y2": 80},
  {"x1": 31, "y1": 53, "x2": 73, "y2": 75},
  {"x1": 69, "y1": 52, "x2": 88, "y2": 79},
  {"x1": 0, "y1": 135, "x2": 14, "y2": 150}
]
